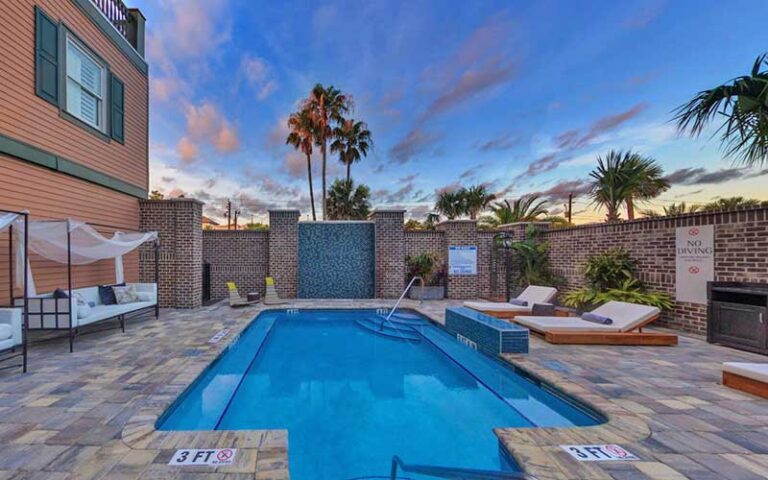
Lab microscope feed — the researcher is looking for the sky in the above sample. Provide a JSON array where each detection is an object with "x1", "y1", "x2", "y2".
[{"x1": 133, "y1": 0, "x2": 768, "y2": 224}]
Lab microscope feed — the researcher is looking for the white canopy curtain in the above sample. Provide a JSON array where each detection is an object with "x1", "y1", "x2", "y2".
[
  {"x1": 0, "y1": 211, "x2": 31, "y2": 297},
  {"x1": 26, "y1": 219, "x2": 158, "y2": 296}
]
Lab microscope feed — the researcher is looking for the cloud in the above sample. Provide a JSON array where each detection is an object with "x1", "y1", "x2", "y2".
[
  {"x1": 267, "y1": 116, "x2": 291, "y2": 149},
  {"x1": 459, "y1": 165, "x2": 485, "y2": 180},
  {"x1": 622, "y1": 1, "x2": 665, "y2": 29},
  {"x1": 526, "y1": 179, "x2": 593, "y2": 203},
  {"x1": 435, "y1": 182, "x2": 462, "y2": 195},
  {"x1": 182, "y1": 102, "x2": 240, "y2": 158},
  {"x1": 555, "y1": 103, "x2": 648, "y2": 150},
  {"x1": 664, "y1": 167, "x2": 758, "y2": 186},
  {"x1": 176, "y1": 137, "x2": 199, "y2": 164},
  {"x1": 476, "y1": 134, "x2": 520, "y2": 152},
  {"x1": 690, "y1": 168, "x2": 746, "y2": 185},
  {"x1": 240, "y1": 54, "x2": 279, "y2": 100},
  {"x1": 162, "y1": 0, "x2": 232, "y2": 59},
  {"x1": 389, "y1": 128, "x2": 441, "y2": 164},
  {"x1": 663, "y1": 167, "x2": 706, "y2": 184}
]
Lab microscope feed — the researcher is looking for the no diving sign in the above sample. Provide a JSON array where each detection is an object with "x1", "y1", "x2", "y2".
[
  {"x1": 169, "y1": 448, "x2": 237, "y2": 466},
  {"x1": 561, "y1": 444, "x2": 637, "y2": 462}
]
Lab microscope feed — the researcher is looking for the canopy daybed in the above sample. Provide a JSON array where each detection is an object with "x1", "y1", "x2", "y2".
[
  {"x1": 15, "y1": 219, "x2": 159, "y2": 352},
  {"x1": 0, "y1": 209, "x2": 29, "y2": 372}
]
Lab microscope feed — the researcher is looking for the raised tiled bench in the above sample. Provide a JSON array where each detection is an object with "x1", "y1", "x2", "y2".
[{"x1": 445, "y1": 307, "x2": 529, "y2": 355}]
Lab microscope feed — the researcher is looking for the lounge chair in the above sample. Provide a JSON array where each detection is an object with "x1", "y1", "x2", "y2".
[
  {"x1": 723, "y1": 363, "x2": 768, "y2": 399},
  {"x1": 463, "y1": 286, "x2": 558, "y2": 319},
  {"x1": 513, "y1": 301, "x2": 677, "y2": 346},
  {"x1": 0, "y1": 308, "x2": 24, "y2": 370},
  {"x1": 227, "y1": 282, "x2": 259, "y2": 307},
  {"x1": 263, "y1": 277, "x2": 287, "y2": 305}
]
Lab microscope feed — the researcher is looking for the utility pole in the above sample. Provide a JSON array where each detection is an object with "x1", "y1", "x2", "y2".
[
  {"x1": 233, "y1": 209, "x2": 240, "y2": 230},
  {"x1": 226, "y1": 200, "x2": 232, "y2": 230},
  {"x1": 567, "y1": 193, "x2": 573, "y2": 224}
]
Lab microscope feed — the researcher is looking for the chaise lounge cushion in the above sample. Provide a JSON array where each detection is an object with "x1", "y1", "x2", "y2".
[
  {"x1": 723, "y1": 363, "x2": 768, "y2": 384},
  {"x1": 463, "y1": 285, "x2": 558, "y2": 313},
  {"x1": 0, "y1": 324, "x2": 12, "y2": 340},
  {"x1": 513, "y1": 315, "x2": 622, "y2": 332},
  {"x1": 463, "y1": 301, "x2": 532, "y2": 312},
  {"x1": 590, "y1": 301, "x2": 660, "y2": 332}
]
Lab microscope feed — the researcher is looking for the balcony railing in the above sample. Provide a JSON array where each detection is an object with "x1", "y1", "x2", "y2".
[{"x1": 90, "y1": 0, "x2": 138, "y2": 49}]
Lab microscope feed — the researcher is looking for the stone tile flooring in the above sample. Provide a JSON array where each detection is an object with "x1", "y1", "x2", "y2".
[{"x1": 0, "y1": 299, "x2": 765, "y2": 479}]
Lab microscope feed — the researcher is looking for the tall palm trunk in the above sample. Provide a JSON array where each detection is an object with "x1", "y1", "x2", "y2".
[
  {"x1": 321, "y1": 141, "x2": 327, "y2": 220},
  {"x1": 626, "y1": 196, "x2": 635, "y2": 220},
  {"x1": 306, "y1": 152, "x2": 316, "y2": 221},
  {"x1": 345, "y1": 156, "x2": 351, "y2": 183}
]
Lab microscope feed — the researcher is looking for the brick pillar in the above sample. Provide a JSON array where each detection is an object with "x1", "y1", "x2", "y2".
[
  {"x1": 268, "y1": 210, "x2": 299, "y2": 298},
  {"x1": 438, "y1": 220, "x2": 479, "y2": 299},
  {"x1": 372, "y1": 210, "x2": 405, "y2": 298},
  {"x1": 139, "y1": 199, "x2": 203, "y2": 308}
]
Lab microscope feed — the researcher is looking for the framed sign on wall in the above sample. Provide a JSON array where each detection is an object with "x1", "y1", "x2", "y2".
[
  {"x1": 675, "y1": 225, "x2": 714, "y2": 304},
  {"x1": 448, "y1": 246, "x2": 477, "y2": 275}
]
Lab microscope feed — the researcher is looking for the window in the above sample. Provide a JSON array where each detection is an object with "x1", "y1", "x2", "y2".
[{"x1": 65, "y1": 35, "x2": 107, "y2": 132}]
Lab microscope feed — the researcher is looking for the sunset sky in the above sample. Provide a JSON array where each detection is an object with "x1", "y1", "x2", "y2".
[{"x1": 133, "y1": 0, "x2": 768, "y2": 223}]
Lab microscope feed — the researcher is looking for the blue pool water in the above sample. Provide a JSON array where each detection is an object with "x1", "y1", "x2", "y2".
[{"x1": 159, "y1": 309, "x2": 602, "y2": 479}]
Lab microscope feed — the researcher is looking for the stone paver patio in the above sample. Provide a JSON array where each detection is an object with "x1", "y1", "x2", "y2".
[{"x1": 0, "y1": 300, "x2": 766, "y2": 479}]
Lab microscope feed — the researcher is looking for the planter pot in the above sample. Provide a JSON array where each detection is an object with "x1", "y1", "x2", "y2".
[{"x1": 408, "y1": 286, "x2": 445, "y2": 300}]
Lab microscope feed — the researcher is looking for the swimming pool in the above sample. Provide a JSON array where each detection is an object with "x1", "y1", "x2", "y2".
[{"x1": 158, "y1": 309, "x2": 602, "y2": 479}]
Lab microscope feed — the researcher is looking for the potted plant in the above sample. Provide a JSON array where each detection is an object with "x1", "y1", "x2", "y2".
[{"x1": 406, "y1": 254, "x2": 446, "y2": 300}]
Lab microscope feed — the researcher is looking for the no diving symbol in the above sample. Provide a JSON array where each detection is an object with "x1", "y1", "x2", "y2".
[
  {"x1": 689, "y1": 266, "x2": 700, "y2": 274},
  {"x1": 688, "y1": 227, "x2": 700, "y2": 236},
  {"x1": 216, "y1": 449, "x2": 234, "y2": 463}
]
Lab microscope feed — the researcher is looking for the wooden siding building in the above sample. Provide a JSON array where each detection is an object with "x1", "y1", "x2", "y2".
[{"x1": 0, "y1": 0, "x2": 148, "y2": 301}]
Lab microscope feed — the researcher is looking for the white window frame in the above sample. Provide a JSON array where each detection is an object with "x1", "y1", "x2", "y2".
[{"x1": 64, "y1": 33, "x2": 108, "y2": 133}]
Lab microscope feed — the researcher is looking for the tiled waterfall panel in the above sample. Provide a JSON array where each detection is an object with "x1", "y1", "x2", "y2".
[
  {"x1": 298, "y1": 222, "x2": 376, "y2": 298},
  {"x1": 445, "y1": 307, "x2": 529, "y2": 355}
]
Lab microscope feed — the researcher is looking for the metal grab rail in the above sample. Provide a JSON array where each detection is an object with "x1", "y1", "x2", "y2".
[
  {"x1": 384, "y1": 276, "x2": 423, "y2": 324},
  {"x1": 389, "y1": 456, "x2": 535, "y2": 479}
]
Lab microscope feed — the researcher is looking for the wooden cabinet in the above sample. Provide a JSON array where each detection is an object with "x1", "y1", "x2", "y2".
[{"x1": 708, "y1": 282, "x2": 768, "y2": 355}]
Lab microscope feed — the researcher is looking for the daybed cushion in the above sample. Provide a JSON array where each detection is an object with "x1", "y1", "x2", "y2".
[
  {"x1": 516, "y1": 285, "x2": 558, "y2": 304},
  {"x1": 723, "y1": 363, "x2": 768, "y2": 384},
  {"x1": 463, "y1": 301, "x2": 532, "y2": 312},
  {"x1": 513, "y1": 315, "x2": 622, "y2": 333},
  {"x1": 0, "y1": 324, "x2": 12, "y2": 340},
  {"x1": 76, "y1": 301, "x2": 155, "y2": 327},
  {"x1": 590, "y1": 301, "x2": 661, "y2": 332}
]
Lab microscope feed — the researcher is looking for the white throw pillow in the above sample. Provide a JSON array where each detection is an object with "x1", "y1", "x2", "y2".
[
  {"x1": 113, "y1": 285, "x2": 141, "y2": 304},
  {"x1": 73, "y1": 293, "x2": 92, "y2": 319},
  {"x1": 135, "y1": 291, "x2": 153, "y2": 302}
]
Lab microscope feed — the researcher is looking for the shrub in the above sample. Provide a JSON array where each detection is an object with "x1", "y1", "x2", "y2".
[
  {"x1": 583, "y1": 248, "x2": 637, "y2": 290},
  {"x1": 509, "y1": 225, "x2": 561, "y2": 287},
  {"x1": 406, "y1": 253, "x2": 445, "y2": 287}
]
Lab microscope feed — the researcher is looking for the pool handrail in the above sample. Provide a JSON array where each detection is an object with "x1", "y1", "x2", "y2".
[
  {"x1": 385, "y1": 276, "x2": 424, "y2": 324},
  {"x1": 389, "y1": 455, "x2": 536, "y2": 479}
]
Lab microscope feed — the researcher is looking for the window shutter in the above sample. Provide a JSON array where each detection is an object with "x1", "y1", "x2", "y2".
[
  {"x1": 35, "y1": 7, "x2": 59, "y2": 106},
  {"x1": 110, "y1": 74, "x2": 125, "y2": 143}
]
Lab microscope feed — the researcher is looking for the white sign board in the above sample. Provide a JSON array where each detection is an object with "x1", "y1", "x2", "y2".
[
  {"x1": 448, "y1": 246, "x2": 477, "y2": 275},
  {"x1": 208, "y1": 328, "x2": 230, "y2": 344},
  {"x1": 561, "y1": 444, "x2": 638, "y2": 462},
  {"x1": 169, "y1": 448, "x2": 237, "y2": 466},
  {"x1": 675, "y1": 225, "x2": 714, "y2": 304}
]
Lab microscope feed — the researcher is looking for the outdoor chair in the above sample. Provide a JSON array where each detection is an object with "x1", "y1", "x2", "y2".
[
  {"x1": 227, "y1": 282, "x2": 259, "y2": 307},
  {"x1": 263, "y1": 277, "x2": 287, "y2": 305},
  {"x1": 513, "y1": 301, "x2": 677, "y2": 346},
  {"x1": 463, "y1": 285, "x2": 558, "y2": 319}
]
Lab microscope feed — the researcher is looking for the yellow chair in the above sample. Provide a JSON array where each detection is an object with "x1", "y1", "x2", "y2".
[
  {"x1": 264, "y1": 277, "x2": 287, "y2": 305},
  {"x1": 227, "y1": 282, "x2": 259, "y2": 307}
]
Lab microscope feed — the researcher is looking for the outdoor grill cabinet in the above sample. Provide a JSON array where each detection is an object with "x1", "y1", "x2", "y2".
[{"x1": 708, "y1": 282, "x2": 768, "y2": 355}]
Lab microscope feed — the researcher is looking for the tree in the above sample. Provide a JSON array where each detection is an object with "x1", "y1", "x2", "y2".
[
  {"x1": 304, "y1": 84, "x2": 352, "y2": 220},
  {"x1": 480, "y1": 196, "x2": 548, "y2": 227},
  {"x1": 462, "y1": 185, "x2": 496, "y2": 220},
  {"x1": 243, "y1": 222, "x2": 269, "y2": 231},
  {"x1": 286, "y1": 109, "x2": 317, "y2": 220},
  {"x1": 641, "y1": 202, "x2": 701, "y2": 218},
  {"x1": 700, "y1": 196, "x2": 766, "y2": 212},
  {"x1": 326, "y1": 178, "x2": 371, "y2": 220},
  {"x1": 674, "y1": 54, "x2": 768, "y2": 167},
  {"x1": 330, "y1": 119, "x2": 372, "y2": 182},
  {"x1": 149, "y1": 190, "x2": 164, "y2": 200},
  {"x1": 589, "y1": 150, "x2": 670, "y2": 222},
  {"x1": 434, "y1": 189, "x2": 465, "y2": 220},
  {"x1": 404, "y1": 219, "x2": 424, "y2": 230}
]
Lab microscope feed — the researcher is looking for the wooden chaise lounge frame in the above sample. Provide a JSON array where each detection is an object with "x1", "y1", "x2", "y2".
[{"x1": 521, "y1": 314, "x2": 678, "y2": 346}]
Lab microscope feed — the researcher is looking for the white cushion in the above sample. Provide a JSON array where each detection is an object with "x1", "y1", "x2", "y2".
[
  {"x1": 0, "y1": 324, "x2": 12, "y2": 341},
  {"x1": 76, "y1": 301, "x2": 155, "y2": 326},
  {"x1": 724, "y1": 363, "x2": 768, "y2": 384},
  {"x1": 516, "y1": 286, "x2": 557, "y2": 305},
  {"x1": 75, "y1": 287, "x2": 101, "y2": 307},
  {"x1": 513, "y1": 315, "x2": 622, "y2": 333},
  {"x1": 463, "y1": 301, "x2": 532, "y2": 313},
  {"x1": 590, "y1": 301, "x2": 661, "y2": 332}
]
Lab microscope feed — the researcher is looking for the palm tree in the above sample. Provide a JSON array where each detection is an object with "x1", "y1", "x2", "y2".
[
  {"x1": 434, "y1": 190, "x2": 465, "y2": 220},
  {"x1": 425, "y1": 213, "x2": 440, "y2": 229},
  {"x1": 640, "y1": 202, "x2": 701, "y2": 218},
  {"x1": 304, "y1": 84, "x2": 352, "y2": 220},
  {"x1": 286, "y1": 109, "x2": 317, "y2": 220},
  {"x1": 589, "y1": 150, "x2": 670, "y2": 222},
  {"x1": 330, "y1": 119, "x2": 372, "y2": 182},
  {"x1": 326, "y1": 178, "x2": 371, "y2": 220},
  {"x1": 674, "y1": 54, "x2": 768, "y2": 167},
  {"x1": 462, "y1": 185, "x2": 496, "y2": 220},
  {"x1": 480, "y1": 196, "x2": 548, "y2": 227},
  {"x1": 700, "y1": 196, "x2": 766, "y2": 212}
]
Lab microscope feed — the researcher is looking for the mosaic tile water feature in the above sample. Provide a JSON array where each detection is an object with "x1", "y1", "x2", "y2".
[{"x1": 298, "y1": 222, "x2": 375, "y2": 298}]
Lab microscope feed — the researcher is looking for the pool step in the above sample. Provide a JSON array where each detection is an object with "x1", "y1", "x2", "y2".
[
  {"x1": 376, "y1": 313, "x2": 426, "y2": 326},
  {"x1": 355, "y1": 317, "x2": 421, "y2": 342}
]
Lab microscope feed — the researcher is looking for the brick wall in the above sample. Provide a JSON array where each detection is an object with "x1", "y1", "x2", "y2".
[
  {"x1": 203, "y1": 230, "x2": 269, "y2": 302},
  {"x1": 373, "y1": 210, "x2": 406, "y2": 298},
  {"x1": 404, "y1": 230, "x2": 446, "y2": 284},
  {"x1": 438, "y1": 220, "x2": 479, "y2": 299},
  {"x1": 542, "y1": 207, "x2": 768, "y2": 335},
  {"x1": 139, "y1": 199, "x2": 203, "y2": 308},
  {"x1": 268, "y1": 210, "x2": 300, "y2": 298}
]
